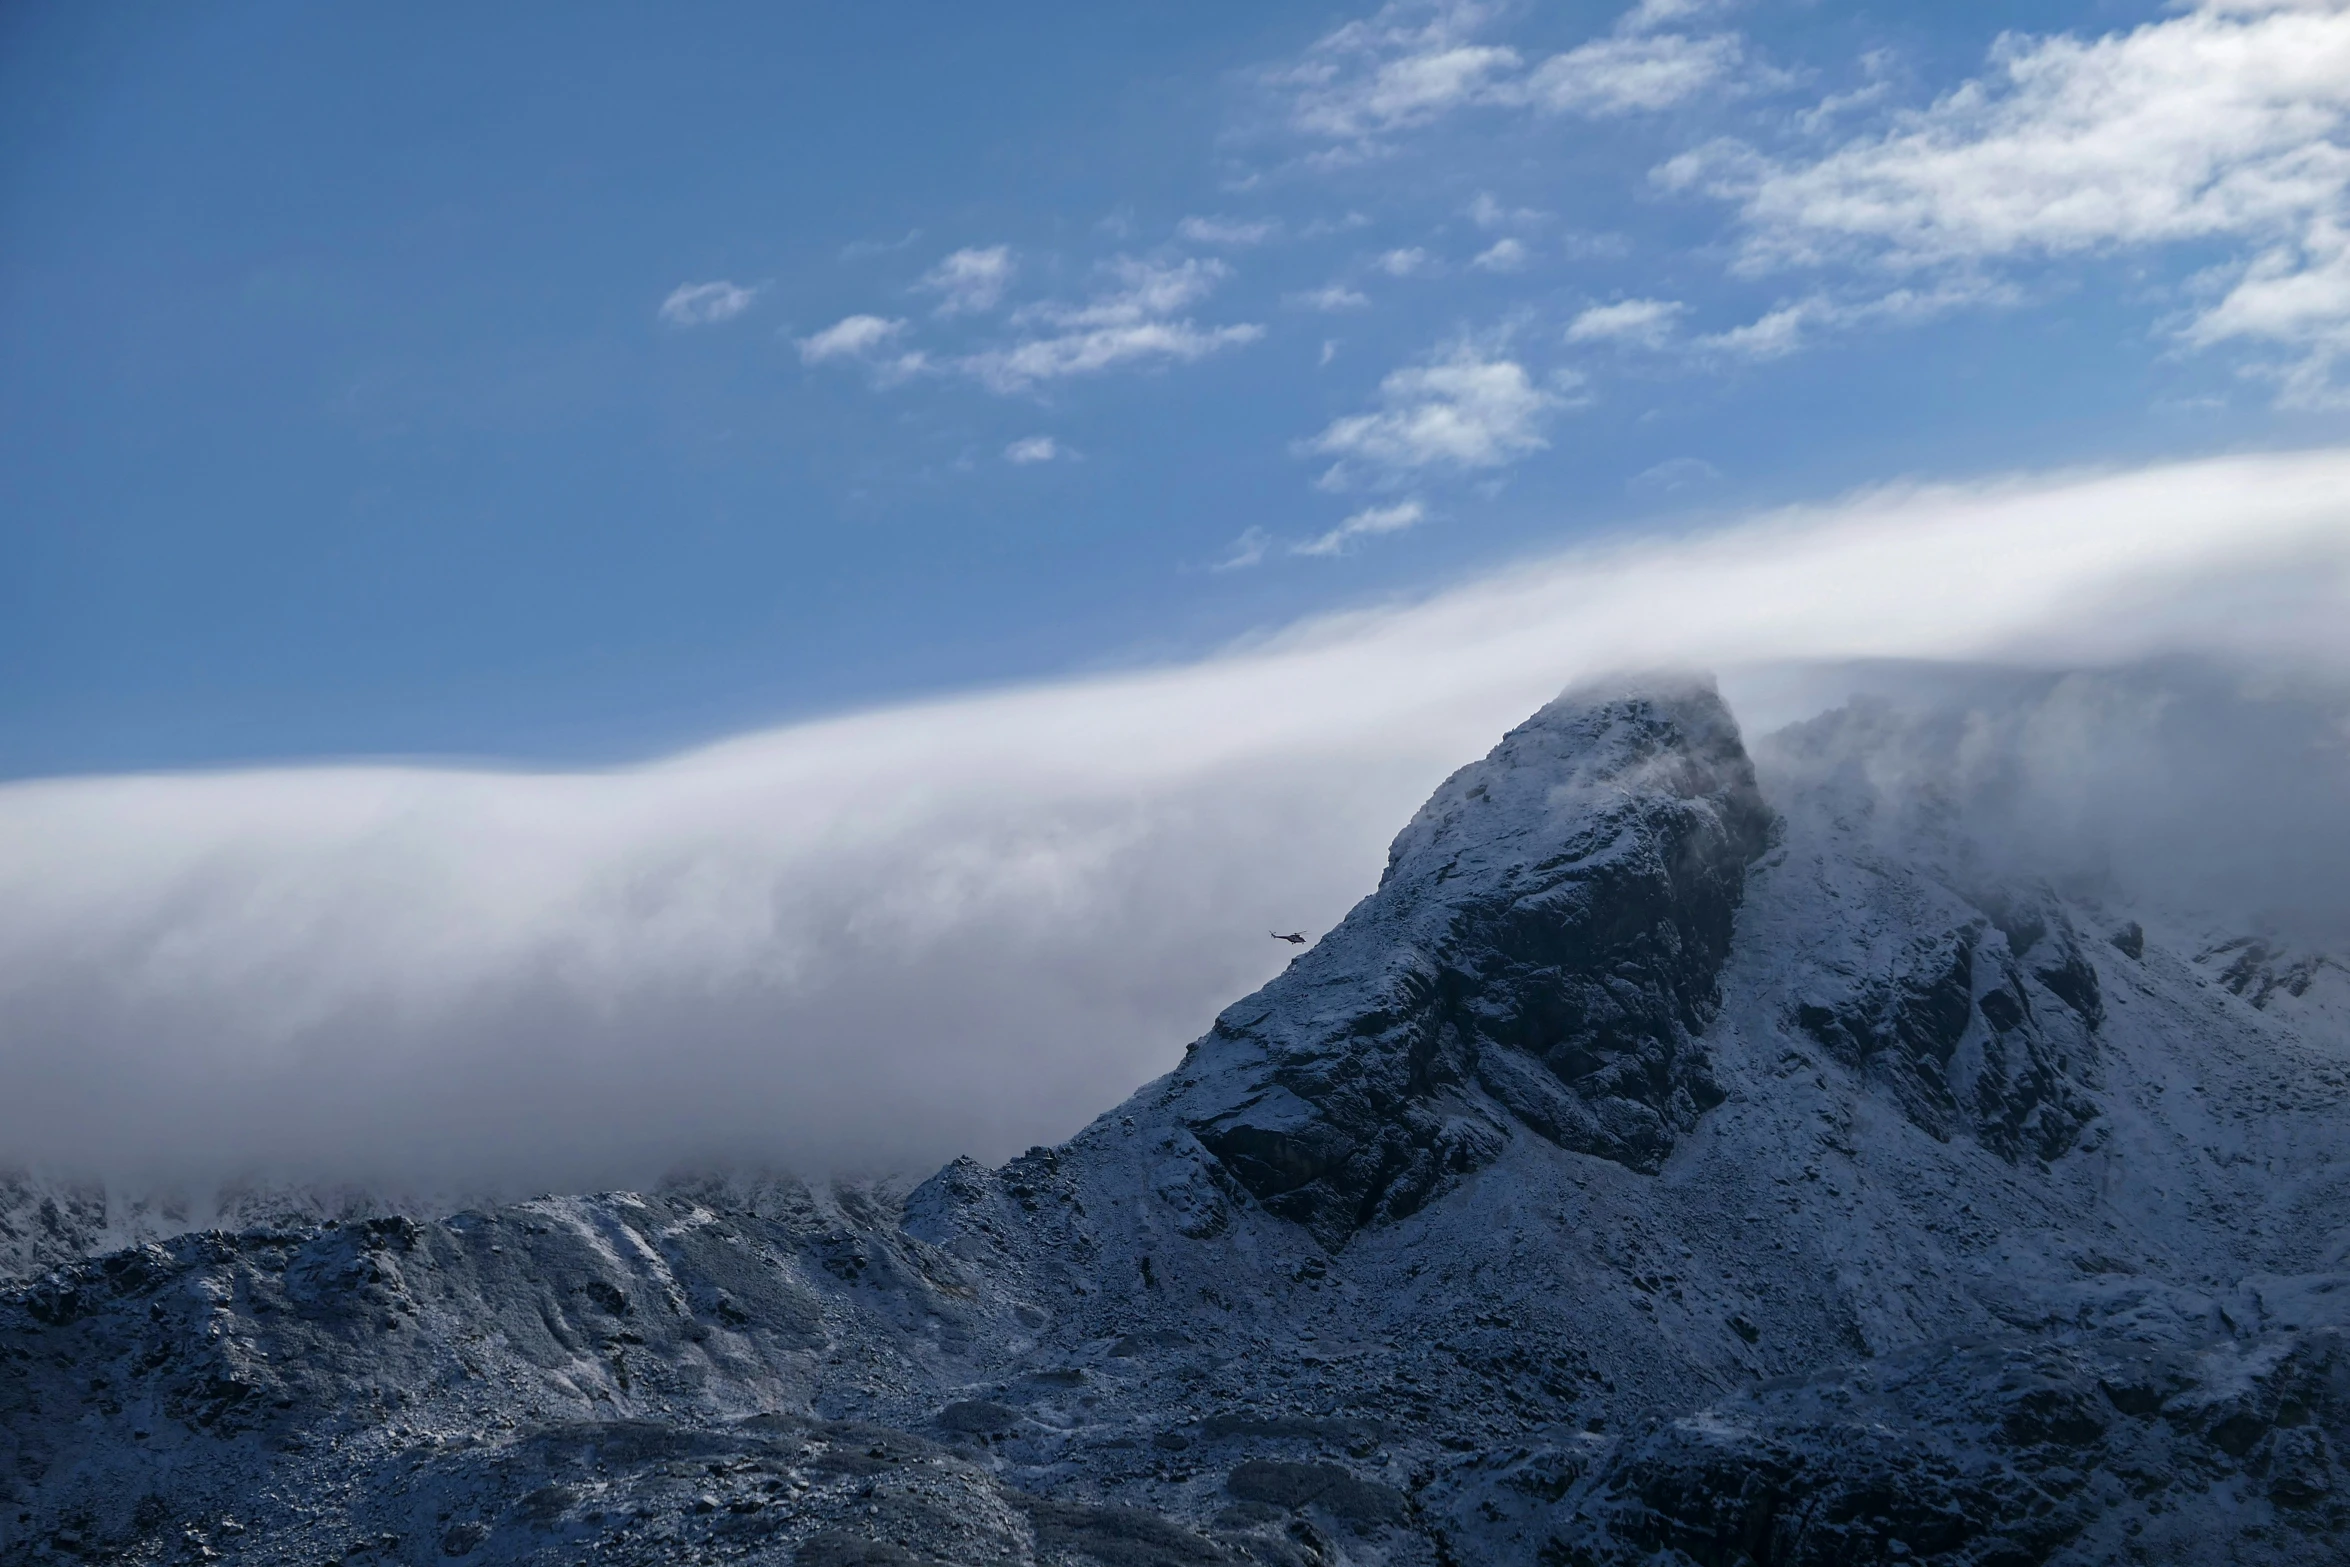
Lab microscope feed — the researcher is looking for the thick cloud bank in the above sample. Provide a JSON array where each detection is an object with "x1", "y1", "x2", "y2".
[{"x1": 4, "y1": 450, "x2": 2350, "y2": 1191}]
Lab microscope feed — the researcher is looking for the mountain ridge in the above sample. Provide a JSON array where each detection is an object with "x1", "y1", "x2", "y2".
[{"x1": 5, "y1": 673, "x2": 2347, "y2": 1566}]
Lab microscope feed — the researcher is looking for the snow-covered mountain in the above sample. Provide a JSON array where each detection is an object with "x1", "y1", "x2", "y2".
[{"x1": 5, "y1": 675, "x2": 2346, "y2": 1565}]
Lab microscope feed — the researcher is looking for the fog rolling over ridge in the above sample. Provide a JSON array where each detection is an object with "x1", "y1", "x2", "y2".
[{"x1": 3, "y1": 449, "x2": 2350, "y2": 1194}]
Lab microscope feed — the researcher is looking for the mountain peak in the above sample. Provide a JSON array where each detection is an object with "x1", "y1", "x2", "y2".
[{"x1": 1166, "y1": 676, "x2": 1773, "y2": 1245}]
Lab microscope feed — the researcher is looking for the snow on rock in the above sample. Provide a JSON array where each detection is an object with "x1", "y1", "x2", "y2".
[
  {"x1": 1170, "y1": 678, "x2": 1773, "y2": 1245},
  {"x1": 5, "y1": 670, "x2": 2349, "y2": 1566}
]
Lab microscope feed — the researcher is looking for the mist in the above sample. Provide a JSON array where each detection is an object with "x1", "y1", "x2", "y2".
[{"x1": 5, "y1": 449, "x2": 2350, "y2": 1193}]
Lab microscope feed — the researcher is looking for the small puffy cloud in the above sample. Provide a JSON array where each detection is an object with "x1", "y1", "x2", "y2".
[
  {"x1": 1377, "y1": 247, "x2": 1431, "y2": 276},
  {"x1": 1179, "y1": 216, "x2": 1279, "y2": 247},
  {"x1": 797, "y1": 314, "x2": 908, "y2": 363},
  {"x1": 965, "y1": 259, "x2": 1264, "y2": 393},
  {"x1": 972, "y1": 322, "x2": 1264, "y2": 391},
  {"x1": 1019, "y1": 257, "x2": 1224, "y2": 330},
  {"x1": 1523, "y1": 31, "x2": 1743, "y2": 115},
  {"x1": 1302, "y1": 346, "x2": 1566, "y2": 484},
  {"x1": 1275, "y1": 1, "x2": 1524, "y2": 140},
  {"x1": 840, "y1": 229, "x2": 923, "y2": 260},
  {"x1": 795, "y1": 315, "x2": 932, "y2": 383},
  {"x1": 1291, "y1": 283, "x2": 1372, "y2": 311},
  {"x1": 1629, "y1": 456, "x2": 1722, "y2": 493},
  {"x1": 1004, "y1": 435, "x2": 1065, "y2": 464},
  {"x1": 1212, "y1": 527, "x2": 1273, "y2": 571},
  {"x1": 659, "y1": 280, "x2": 761, "y2": 327},
  {"x1": 1270, "y1": 0, "x2": 1754, "y2": 145},
  {"x1": 918, "y1": 246, "x2": 1017, "y2": 315},
  {"x1": 1566, "y1": 297, "x2": 1687, "y2": 347},
  {"x1": 1468, "y1": 192, "x2": 1547, "y2": 229},
  {"x1": 1696, "y1": 302, "x2": 1811, "y2": 360},
  {"x1": 1690, "y1": 282, "x2": 2010, "y2": 362},
  {"x1": 1665, "y1": 1, "x2": 2350, "y2": 398},
  {"x1": 1295, "y1": 499, "x2": 1427, "y2": 556},
  {"x1": 1472, "y1": 237, "x2": 1530, "y2": 272},
  {"x1": 1617, "y1": 0, "x2": 1733, "y2": 35}
]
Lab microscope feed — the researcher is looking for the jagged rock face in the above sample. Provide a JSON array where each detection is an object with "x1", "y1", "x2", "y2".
[
  {"x1": 1179, "y1": 682, "x2": 1773, "y2": 1247},
  {"x1": 1430, "y1": 1288, "x2": 2350, "y2": 1567},
  {"x1": 1754, "y1": 709, "x2": 2107, "y2": 1166},
  {"x1": 7, "y1": 672, "x2": 2350, "y2": 1567}
]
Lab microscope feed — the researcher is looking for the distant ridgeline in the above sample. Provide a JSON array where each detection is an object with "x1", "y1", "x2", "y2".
[{"x1": 6, "y1": 678, "x2": 2348, "y2": 1567}]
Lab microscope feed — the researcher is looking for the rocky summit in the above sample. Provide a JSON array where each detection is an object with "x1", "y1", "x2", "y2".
[{"x1": 5, "y1": 676, "x2": 2348, "y2": 1566}]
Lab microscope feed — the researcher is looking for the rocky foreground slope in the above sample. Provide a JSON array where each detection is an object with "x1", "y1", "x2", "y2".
[{"x1": 5, "y1": 678, "x2": 2348, "y2": 1566}]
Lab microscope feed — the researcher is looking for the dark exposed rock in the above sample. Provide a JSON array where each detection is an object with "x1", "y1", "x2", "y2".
[
  {"x1": 1184, "y1": 681, "x2": 1772, "y2": 1246},
  {"x1": 5, "y1": 673, "x2": 2347, "y2": 1567},
  {"x1": 1441, "y1": 1329, "x2": 2350, "y2": 1567},
  {"x1": 1225, "y1": 1460, "x2": 1408, "y2": 1524},
  {"x1": 1790, "y1": 905, "x2": 2101, "y2": 1164},
  {"x1": 1795, "y1": 927, "x2": 1980, "y2": 1143},
  {"x1": 2201, "y1": 936, "x2": 2344, "y2": 1010}
]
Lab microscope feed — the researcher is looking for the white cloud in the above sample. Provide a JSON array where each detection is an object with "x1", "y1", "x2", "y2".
[
  {"x1": 796, "y1": 314, "x2": 905, "y2": 362},
  {"x1": 1696, "y1": 302, "x2": 1810, "y2": 359},
  {"x1": 1291, "y1": 283, "x2": 1372, "y2": 311},
  {"x1": 1472, "y1": 237, "x2": 1530, "y2": 272},
  {"x1": 1004, "y1": 435, "x2": 1065, "y2": 464},
  {"x1": 1213, "y1": 527, "x2": 1273, "y2": 571},
  {"x1": 1273, "y1": 0, "x2": 1751, "y2": 144},
  {"x1": 1523, "y1": 31, "x2": 1743, "y2": 115},
  {"x1": 1567, "y1": 297, "x2": 1688, "y2": 347},
  {"x1": 794, "y1": 314, "x2": 930, "y2": 381},
  {"x1": 1690, "y1": 279, "x2": 2019, "y2": 360},
  {"x1": 840, "y1": 229, "x2": 924, "y2": 260},
  {"x1": 965, "y1": 259, "x2": 1264, "y2": 392},
  {"x1": 658, "y1": 280, "x2": 761, "y2": 327},
  {"x1": 1665, "y1": 1, "x2": 2350, "y2": 395},
  {"x1": 1629, "y1": 456, "x2": 1721, "y2": 492},
  {"x1": 1023, "y1": 258, "x2": 1225, "y2": 329},
  {"x1": 1294, "y1": 499, "x2": 1427, "y2": 556},
  {"x1": 917, "y1": 246, "x2": 1017, "y2": 315},
  {"x1": 1178, "y1": 216, "x2": 1279, "y2": 247},
  {"x1": 971, "y1": 322, "x2": 1264, "y2": 391},
  {"x1": 8, "y1": 450, "x2": 2350, "y2": 1187},
  {"x1": 1376, "y1": 247, "x2": 1431, "y2": 276},
  {"x1": 1275, "y1": 0, "x2": 1523, "y2": 140},
  {"x1": 1618, "y1": 0, "x2": 1733, "y2": 33},
  {"x1": 1468, "y1": 192, "x2": 1547, "y2": 229},
  {"x1": 1302, "y1": 347, "x2": 1566, "y2": 483}
]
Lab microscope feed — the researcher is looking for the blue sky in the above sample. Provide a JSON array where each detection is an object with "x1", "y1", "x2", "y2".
[{"x1": 6, "y1": 0, "x2": 2348, "y2": 777}]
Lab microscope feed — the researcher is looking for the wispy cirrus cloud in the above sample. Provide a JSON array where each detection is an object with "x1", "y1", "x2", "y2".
[
  {"x1": 658, "y1": 280, "x2": 762, "y2": 327},
  {"x1": 1467, "y1": 192, "x2": 1548, "y2": 230},
  {"x1": 1662, "y1": 0, "x2": 2350, "y2": 400},
  {"x1": 1629, "y1": 455, "x2": 1721, "y2": 493},
  {"x1": 1271, "y1": 0, "x2": 1752, "y2": 148},
  {"x1": 1178, "y1": 216, "x2": 1279, "y2": 247},
  {"x1": 1212, "y1": 526, "x2": 1273, "y2": 572},
  {"x1": 917, "y1": 245, "x2": 1017, "y2": 315},
  {"x1": 1689, "y1": 279, "x2": 2021, "y2": 361},
  {"x1": 1294, "y1": 498, "x2": 1427, "y2": 556},
  {"x1": 1289, "y1": 282, "x2": 1372, "y2": 312},
  {"x1": 1567, "y1": 297, "x2": 1687, "y2": 348},
  {"x1": 794, "y1": 314, "x2": 930, "y2": 381},
  {"x1": 1471, "y1": 237, "x2": 1530, "y2": 272},
  {"x1": 1521, "y1": 29, "x2": 1745, "y2": 116},
  {"x1": 964, "y1": 258, "x2": 1264, "y2": 393},
  {"x1": 1302, "y1": 345, "x2": 1570, "y2": 486},
  {"x1": 1004, "y1": 435, "x2": 1067, "y2": 464}
]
